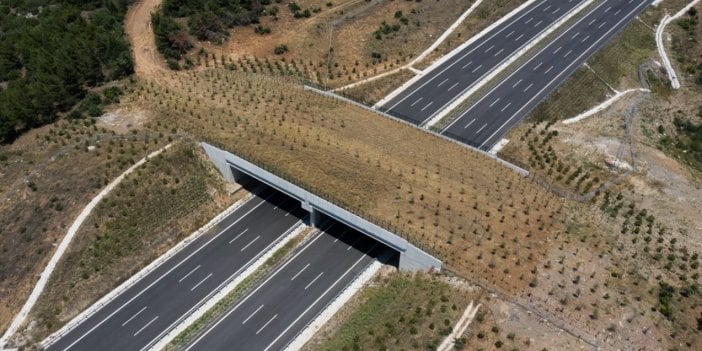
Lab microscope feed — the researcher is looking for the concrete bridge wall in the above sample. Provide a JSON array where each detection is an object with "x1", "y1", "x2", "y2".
[{"x1": 201, "y1": 142, "x2": 441, "y2": 272}]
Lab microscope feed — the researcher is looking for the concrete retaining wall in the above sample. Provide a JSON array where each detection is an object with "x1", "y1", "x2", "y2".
[{"x1": 201, "y1": 142, "x2": 442, "y2": 272}]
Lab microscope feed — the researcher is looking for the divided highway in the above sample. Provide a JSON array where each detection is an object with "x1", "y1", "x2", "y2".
[
  {"x1": 185, "y1": 223, "x2": 392, "y2": 351},
  {"x1": 44, "y1": 188, "x2": 306, "y2": 351},
  {"x1": 378, "y1": 0, "x2": 589, "y2": 125},
  {"x1": 441, "y1": 0, "x2": 653, "y2": 149}
]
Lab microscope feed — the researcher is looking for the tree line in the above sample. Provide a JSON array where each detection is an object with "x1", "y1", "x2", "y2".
[{"x1": 0, "y1": 0, "x2": 134, "y2": 143}]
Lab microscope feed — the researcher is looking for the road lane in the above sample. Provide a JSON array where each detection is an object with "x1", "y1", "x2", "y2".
[
  {"x1": 185, "y1": 223, "x2": 392, "y2": 351},
  {"x1": 44, "y1": 187, "x2": 306, "y2": 351},
  {"x1": 379, "y1": 0, "x2": 588, "y2": 125},
  {"x1": 441, "y1": 0, "x2": 653, "y2": 149}
]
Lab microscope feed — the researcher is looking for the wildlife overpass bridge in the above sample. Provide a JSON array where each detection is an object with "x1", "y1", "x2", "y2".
[{"x1": 202, "y1": 142, "x2": 441, "y2": 271}]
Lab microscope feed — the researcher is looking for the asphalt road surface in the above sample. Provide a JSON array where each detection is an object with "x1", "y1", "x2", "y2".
[
  {"x1": 44, "y1": 187, "x2": 306, "y2": 351},
  {"x1": 441, "y1": 0, "x2": 653, "y2": 150},
  {"x1": 184, "y1": 223, "x2": 393, "y2": 351},
  {"x1": 378, "y1": 0, "x2": 588, "y2": 125}
]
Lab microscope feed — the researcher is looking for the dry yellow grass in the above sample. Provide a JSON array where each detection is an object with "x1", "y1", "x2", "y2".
[
  {"x1": 127, "y1": 54, "x2": 700, "y2": 349},
  {"x1": 414, "y1": 0, "x2": 527, "y2": 70},
  {"x1": 492, "y1": 4, "x2": 702, "y2": 348},
  {"x1": 16, "y1": 2, "x2": 690, "y2": 350}
]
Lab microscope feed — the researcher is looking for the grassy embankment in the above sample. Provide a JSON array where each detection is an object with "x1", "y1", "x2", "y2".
[
  {"x1": 413, "y1": 0, "x2": 527, "y2": 70},
  {"x1": 25, "y1": 141, "x2": 237, "y2": 343},
  {"x1": 311, "y1": 273, "x2": 472, "y2": 351},
  {"x1": 0, "y1": 118, "x2": 169, "y2": 336},
  {"x1": 340, "y1": 69, "x2": 415, "y2": 105}
]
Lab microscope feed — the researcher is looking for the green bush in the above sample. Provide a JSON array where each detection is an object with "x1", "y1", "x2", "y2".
[
  {"x1": 658, "y1": 282, "x2": 675, "y2": 320},
  {"x1": 274, "y1": 44, "x2": 288, "y2": 55}
]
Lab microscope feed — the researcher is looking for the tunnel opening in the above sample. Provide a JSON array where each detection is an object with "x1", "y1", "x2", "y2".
[{"x1": 230, "y1": 170, "x2": 400, "y2": 268}]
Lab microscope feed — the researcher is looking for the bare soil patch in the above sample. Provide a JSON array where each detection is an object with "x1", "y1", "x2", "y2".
[
  {"x1": 163, "y1": 0, "x2": 475, "y2": 88},
  {"x1": 470, "y1": 4, "x2": 701, "y2": 349},
  {"x1": 129, "y1": 66, "x2": 565, "y2": 303}
]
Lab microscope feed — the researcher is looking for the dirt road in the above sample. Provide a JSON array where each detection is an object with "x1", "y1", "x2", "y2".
[{"x1": 125, "y1": 0, "x2": 165, "y2": 78}]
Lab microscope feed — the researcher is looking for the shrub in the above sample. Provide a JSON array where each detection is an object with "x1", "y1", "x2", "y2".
[
  {"x1": 658, "y1": 282, "x2": 675, "y2": 320},
  {"x1": 167, "y1": 59, "x2": 181, "y2": 71},
  {"x1": 274, "y1": 44, "x2": 288, "y2": 55},
  {"x1": 255, "y1": 25, "x2": 271, "y2": 34}
]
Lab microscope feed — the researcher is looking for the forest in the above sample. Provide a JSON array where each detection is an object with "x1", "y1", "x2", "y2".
[{"x1": 0, "y1": 0, "x2": 133, "y2": 143}]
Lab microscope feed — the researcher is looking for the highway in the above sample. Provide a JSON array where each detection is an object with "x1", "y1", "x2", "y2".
[
  {"x1": 441, "y1": 0, "x2": 653, "y2": 149},
  {"x1": 43, "y1": 187, "x2": 307, "y2": 351},
  {"x1": 378, "y1": 0, "x2": 589, "y2": 125},
  {"x1": 184, "y1": 223, "x2": 393, "y2": 351}
]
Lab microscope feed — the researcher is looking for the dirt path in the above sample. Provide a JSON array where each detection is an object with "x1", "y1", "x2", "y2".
[
  {"x1": 125, "y1": 0, "x2": 165, "y2": 78},
  {"x1": 437, "y1": 301, "x2": 481, "y2": 351}
]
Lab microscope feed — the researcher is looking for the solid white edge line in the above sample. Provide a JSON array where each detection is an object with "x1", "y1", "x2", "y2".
[
  {"x1": 263, "y1": 243, "x2": 378, "y2": 351},
  {"x1": 147, "y1": 221, "x2": 308, "y2": 351},
  {"x1": 478, "y1": 0, "x2": 651, "y2": 148},
  {"x1": 369, "y1": 0, "x2": 489, "y2": 105},
  {"x1": 182, "y1": 228, "x2": 328, "y2": 351},
  {"x1": 432, "y1": 0, "x2": 600, "y2": 131},
  {"x1": 38, "y1": 191, "x2": 254, "y2": 349},
  {"x1": 340, "y1": 0, "x2": 488, "y2": 96},
  {"x1": 281, "y1": 260, "x2": 382, "y2": 351},
  {"x1": 440, "y1": 0, "x2": 605, "y2": 134},
  {"x1": 381, "y1": 0, "x2": 549, "y2": 112},
  {"x1": 0, "y1": 143, "x2": 174, "y2": 349},
  {"x1": 46, "y1": 193, "x2": 271, "y2": 351}
]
